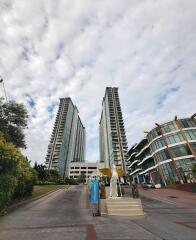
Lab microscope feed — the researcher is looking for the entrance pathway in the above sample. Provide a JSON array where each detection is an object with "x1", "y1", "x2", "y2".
[{"x1": 0, "y1": 185, "x2": 195, "y2": 239}]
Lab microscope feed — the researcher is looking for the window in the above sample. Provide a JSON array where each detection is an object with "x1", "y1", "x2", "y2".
[
  {"x1": 155, "y1": 149, "x2": 170, "y2": 162},
  {"x1": 171, "y1": 144, "x2": 191, "y2": 158},
  {"x1": 180, "y1": 119, "x2": 196, "y2": 128},
  {"x1": 175, "y1": 158, "x2": 195, "y2": 172},
  {"x1": 190, "y1": 143, "x2": 196, "y2": 152},
  {"x1": 160, "y1": 162, "x2": 176, "y2": 182},
  {"x1": 142, "y1": 159, "x2": 155, "y2": 170},
  {"x1": 162, "y1": 122, "x2": 177, "y2": 134},
  {"x1": 185, "y1": 130, "x2": 196, "y2": 140},
  {"x1": 166, "y1": 133, "x2": 183, "y2": 144},
  {"x1": 151, "y1": 138, "x2": 165, "y2": 150}
]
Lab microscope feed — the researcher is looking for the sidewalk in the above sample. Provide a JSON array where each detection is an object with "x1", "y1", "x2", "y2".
[{"x1": 139, "y1": 187, "x2": 196, "y2": 208}]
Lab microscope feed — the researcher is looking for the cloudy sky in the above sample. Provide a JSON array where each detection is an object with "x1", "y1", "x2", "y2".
[{"x1": 0, "y1": 0, "x2": 196, "y2": 164}]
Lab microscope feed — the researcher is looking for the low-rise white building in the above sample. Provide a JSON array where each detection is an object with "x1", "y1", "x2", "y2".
[{"x1": 69, "y1": 162, "x2": 97, "y2": 182}]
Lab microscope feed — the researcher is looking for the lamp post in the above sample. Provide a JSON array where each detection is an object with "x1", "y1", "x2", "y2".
[{"x1": 0, "y1": 77, "x2": 8, "y2": 102}]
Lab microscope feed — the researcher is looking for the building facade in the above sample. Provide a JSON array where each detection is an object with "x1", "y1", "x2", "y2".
[
  {"x1": 127, "y1": 115, "x2": 196, "y2": 185},
  {"x1": 99, "y1": 87, "x2": 128, "y2": 171},
  {"x1": 45, "y1": 98, "x2": 86, "y2": 180},
  {"x1": 69, "y1": 162, "x2": 97, "y2": 183}
]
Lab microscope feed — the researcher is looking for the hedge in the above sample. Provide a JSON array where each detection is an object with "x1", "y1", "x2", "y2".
[{"x1": 0, "y1": 174, "x2": 17, "y2": 210}]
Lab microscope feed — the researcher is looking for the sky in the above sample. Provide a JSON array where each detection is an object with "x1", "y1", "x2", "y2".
[{"x1": 0, "y1": 0, "x2": 196, "y2": 165}]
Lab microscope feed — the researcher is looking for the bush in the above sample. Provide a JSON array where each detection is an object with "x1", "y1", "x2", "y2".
[
  {"x1": 192, "y1": 163, "x2": 196, "y2": 179},
  {"x1": 0, "y1": 174, "x2": 17, "y2": 210},
  {"x1": 36, "y1": 181, "x2": 57, "y2": 185},
  {"x1": 76, "y1": 173, "x2": 86, "y2": 184},
  {"x1": 33, "y1": 163, "x2": 61, "y2": 183},
  {"x1": 14, "y1": 161, "x2": 37, "y2": 198},
  {"x1": 0, "y1": 133, "x2": 37, "y2": 208},
  {"x1": 63, "y1": 177, "x2": 78, "y2": 185}
]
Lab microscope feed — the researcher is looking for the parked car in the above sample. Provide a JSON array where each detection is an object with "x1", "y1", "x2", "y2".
[
  {"x1": 141, "y1": 182, "x2": 155, "y2": 188},
  {"x1": 155, "y1": 183, "x2": 162, "y2": 189}
]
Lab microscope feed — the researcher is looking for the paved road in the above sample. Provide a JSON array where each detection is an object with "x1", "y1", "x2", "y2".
[{"x1": 0, "y1": 185, "x2": 196, "y2": 240}]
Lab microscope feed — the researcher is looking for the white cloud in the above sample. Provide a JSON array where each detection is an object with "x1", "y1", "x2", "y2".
[{"x1": 0, "y1": 0, "x2": 196, "y2": 164}]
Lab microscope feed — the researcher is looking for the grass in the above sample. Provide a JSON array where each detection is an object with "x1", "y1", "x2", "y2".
[
  {"x1": 0, "y1": 185, "x2": 69, "y2": 215},
  {"x1": 32, "y1": 184, "x2": 69, "y2": 198}
]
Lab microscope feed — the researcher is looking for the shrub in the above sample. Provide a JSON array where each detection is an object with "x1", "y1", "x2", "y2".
[
  {"x1": 0, "y1": 133, "x2": 37, "y2": 207},
  {"x1": 0, "y1": 174, "x2": 17, "y2": 210},
  {"x1": 187, "y1": 172, "x2": 194, "y2": 183},
  {"x1": 63, "y1": 177, "x2": 78, "y2": 185},
  {"x1": 14, "y1": 160, "x2": 37, "y2": 198},
  {"x1": 192, "y1": 163, "x2": 196, "y2": 179},
  {"x1": 76, "y1": 173, "x2": 86, "y2": 184}
]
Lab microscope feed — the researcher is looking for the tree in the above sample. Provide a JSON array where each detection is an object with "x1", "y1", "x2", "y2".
[
  {"x1": 0, "y1": 99, "x2": 28, "y2": 148},
  {"x1": 192, "y1": 163, "x2": 196, "y2": 179},
  {"x1": 34, "y1": 163, "x2": 60, "y2": 183},
  {"x1": 45, "y1": 169, "x2": 60, "y2": 182},
  {"x1": 0, "y1": 132, "x2": 37, "y2": 210},
  {"x1": 77, "y1": 173, "x2": 86, "y2": 184},
  {"x1": 34, "y1": 163, "x2": 47, "y2": 181}
]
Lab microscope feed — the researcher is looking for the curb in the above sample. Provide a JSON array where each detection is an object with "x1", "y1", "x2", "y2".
[{"x1": 0, "y1": 188, "x2": 66, "y2": 216}]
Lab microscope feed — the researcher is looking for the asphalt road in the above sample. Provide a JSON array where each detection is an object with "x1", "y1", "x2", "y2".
[{"x1": 0, "y1": 185, "x2": 196, "y2": 240}]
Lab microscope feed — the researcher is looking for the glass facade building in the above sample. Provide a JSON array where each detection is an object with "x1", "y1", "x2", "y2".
[
  {"x1": 45, "y1": 98, "x2": 86, "y2": 180},
  {"x1": 127, "y1": 115, "x2": 196, "y2": 185},
  {"x1": 99, "y1": 87, "x2": 128, "y2": 170}
]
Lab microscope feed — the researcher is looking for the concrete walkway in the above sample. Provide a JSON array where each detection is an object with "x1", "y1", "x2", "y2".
[
  {"x1": 0, "y1": 185, "x2": 196, "y2": 240},
  {"x1": 139, "y1": 187, "x2": 196, "y2": 208}
]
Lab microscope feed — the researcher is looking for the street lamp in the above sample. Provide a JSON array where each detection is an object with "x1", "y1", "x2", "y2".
[{"x1": 0, "y1": 77, "x2": 8, "y2": 102}]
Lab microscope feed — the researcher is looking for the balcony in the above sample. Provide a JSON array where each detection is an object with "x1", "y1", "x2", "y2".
[
  {"x1": 129, "y1": 168, "x2": 142, "y2": 176},
  {"x1": 128, "y1": 160, "x2": 140, "y2": 169},
  {"x1": 127, "y1": 151, "x2": 137, "y2": 161}
]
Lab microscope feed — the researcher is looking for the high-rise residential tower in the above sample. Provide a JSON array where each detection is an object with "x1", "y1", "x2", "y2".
[
  {"x1": 45, "y1": 98, "x2": 86, "y2": 180},
  {"x1": 99, "y1": 87, "x2": 128, "y2": 171}
]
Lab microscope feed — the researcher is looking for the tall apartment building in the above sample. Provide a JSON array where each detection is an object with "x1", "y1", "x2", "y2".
[
  {"x1": 45, "y1": 98, "x2": 86, "y2": 180},
  {"x1": 99, "y1": 87, "x2": 128, "y2": 171}
]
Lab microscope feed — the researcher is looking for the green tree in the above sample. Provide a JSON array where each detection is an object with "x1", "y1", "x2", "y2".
[
  {"x1": 0, "y1": 99, "x2": 28, "y2": 148},
  {"x1": 34, "y1": 163, "x2": 60, "y2": 183},
  {"x1": 0, "y1": 133, "x2": 37, "y2": 210},
  {"x1": 192, "y1": 163, "x2": 196, "y2": 179},
  {"x1": 45, "y1": 169, "x2": 60, "y2": 182},
  {"x1": 77, "y1": 173, "x2": 86, "y2": 184},
  {"x1": 34, "y1": 162, "x2": 47, "y2": 181}
]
